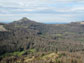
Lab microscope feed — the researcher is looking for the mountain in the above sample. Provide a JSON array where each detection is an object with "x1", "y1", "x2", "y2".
[{"x1": 0, "y1": 17, "x2": 84, "y2": 56}]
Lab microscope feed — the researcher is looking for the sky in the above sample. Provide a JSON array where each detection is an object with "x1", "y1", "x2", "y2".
[{"x1": 0, "y1": 0, "x2": 84, "y2": 23}]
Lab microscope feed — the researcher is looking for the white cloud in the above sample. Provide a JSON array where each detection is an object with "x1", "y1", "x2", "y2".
[{"x1": 0, "y1": 0, "x2": 84, "y2": 23}]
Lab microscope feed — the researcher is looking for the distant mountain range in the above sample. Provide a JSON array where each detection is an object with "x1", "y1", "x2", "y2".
[{"x1": 0, "y1": 17, "x2": 84, "y2": 55}]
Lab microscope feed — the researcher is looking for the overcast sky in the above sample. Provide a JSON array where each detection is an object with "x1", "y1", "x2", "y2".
[{"x1": 0, "y1": 0, "x2": 84, "y2": 23}]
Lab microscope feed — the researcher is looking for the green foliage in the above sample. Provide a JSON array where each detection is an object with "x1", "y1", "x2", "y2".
[
  {"x1": 28, "y1": 49, "x2": 36, "y2": 53},
  {"x1": 0, "y1": 51, "x2": 25, "y2": 57},
  {"x1": 56, "y1": 34, "x2": 63, "y2": 37},
  {"x1": 12, "y1": 51, "x2": 25, "y2": 56}
]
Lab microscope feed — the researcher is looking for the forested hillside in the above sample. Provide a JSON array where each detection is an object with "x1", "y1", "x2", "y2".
[{"x1": 0, "y1": 17, "x2": 84, "y2": 63}]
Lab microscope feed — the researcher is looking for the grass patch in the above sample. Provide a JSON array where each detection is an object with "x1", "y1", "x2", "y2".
[
  {"x1": 28, "y1": 49, "x2": 36, "y2": 53},
  {"x1": 0, "y1": 49, "x2": 36, "y2": 58},
  {"x1": 0, "y1": 51, "x2": 26, "y2": 58}
]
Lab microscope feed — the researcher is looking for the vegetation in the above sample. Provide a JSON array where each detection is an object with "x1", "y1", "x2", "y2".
[
  {"x1": 0, "y1": 17, "x2": 84, "y2": 63},
  {"x1": 0, "y1": 51, "x2": 84, "y2": 63}
]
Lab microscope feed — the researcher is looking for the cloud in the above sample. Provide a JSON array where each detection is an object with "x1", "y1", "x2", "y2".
[{"x1": 0, "y1": 0, "x2": 84, "y2": 23}]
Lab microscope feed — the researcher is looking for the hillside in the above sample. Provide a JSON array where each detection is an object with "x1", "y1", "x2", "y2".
[{"x1": 0, "y1": 17, "x2": 84, "y2": 56}]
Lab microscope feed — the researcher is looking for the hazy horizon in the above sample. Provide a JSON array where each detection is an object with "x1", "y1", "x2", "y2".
[{"x1": 0, "y1": 20, "x2": 69, "y2": 24}]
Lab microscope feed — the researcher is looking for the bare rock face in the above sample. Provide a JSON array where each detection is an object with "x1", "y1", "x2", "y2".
[
  {"x1": 80, "y1": 21, "x2": 84, "y2": 24},
  {"x1": 71, "y1": 21, "x2": 84, "y2": 25},
  {"x1": 0, "y1": 25, "x2": 7, "y2": 31}
]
